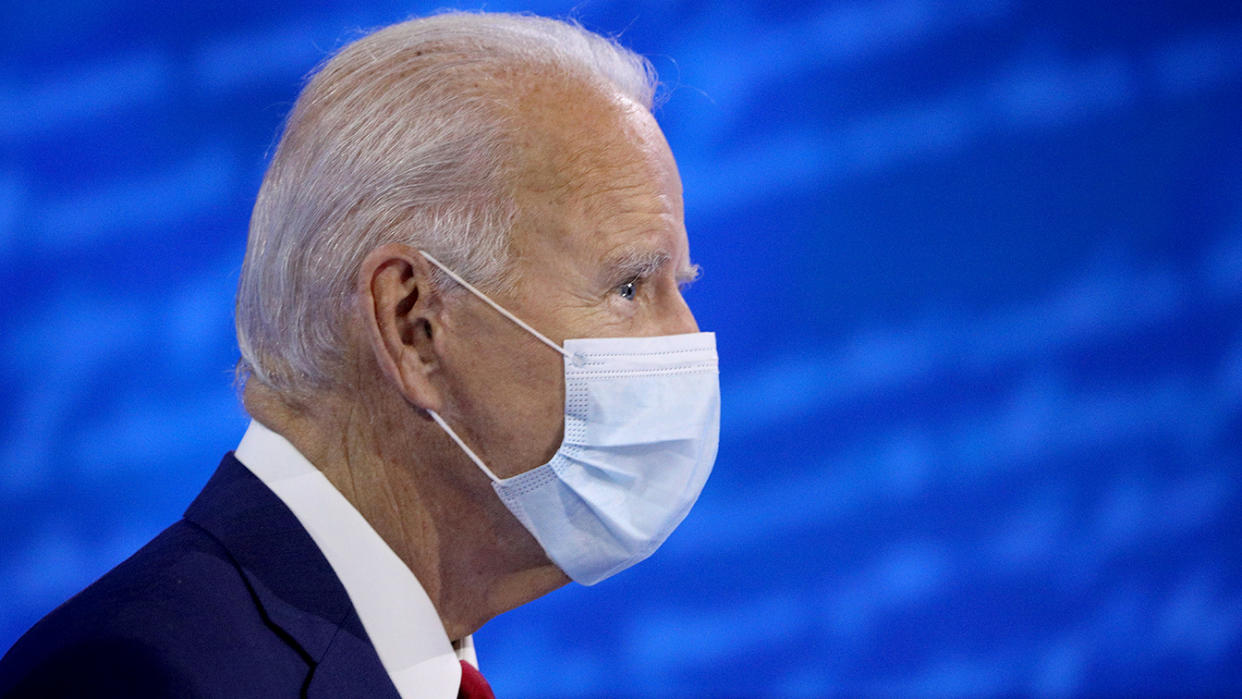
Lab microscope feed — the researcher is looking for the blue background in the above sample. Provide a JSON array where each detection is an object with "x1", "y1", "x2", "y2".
[{"x1": 3, "y1": 0, "x2": 1241, "y2": 695}]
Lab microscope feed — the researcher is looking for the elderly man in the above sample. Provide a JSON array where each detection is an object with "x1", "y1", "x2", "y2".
[{"x1": 0, "y1": 10, "x2": 718, "y2": 699}]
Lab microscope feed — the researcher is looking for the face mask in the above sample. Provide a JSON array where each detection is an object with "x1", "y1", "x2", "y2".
[{"x1": 420, "y1": 251, "x2": 720, "y2": 585}]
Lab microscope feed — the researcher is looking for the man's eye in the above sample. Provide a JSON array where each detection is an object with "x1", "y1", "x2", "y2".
[{"x1": 616, "y1": 279, "x2": 638, "y2": 301}]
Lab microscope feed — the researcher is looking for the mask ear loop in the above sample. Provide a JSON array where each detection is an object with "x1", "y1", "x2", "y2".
[
  {"x1": 420, "y1": 250, "x2": 582, "y2": 364},
  {"x1": 419, "y1": 250, "x2": 583, "y2": 484},
  {"x1": 427, "y1": 409, "x2": 503, "y2": 483}
]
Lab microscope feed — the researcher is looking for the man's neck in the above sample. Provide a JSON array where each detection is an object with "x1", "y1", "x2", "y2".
[{"x1": 242, "y1": 383, "x2": 568, "y2": 640}]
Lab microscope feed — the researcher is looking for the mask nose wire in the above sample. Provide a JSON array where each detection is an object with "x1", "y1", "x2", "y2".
[{"x1": 419, "y1": 250, "x2": 575, "y2": 361}]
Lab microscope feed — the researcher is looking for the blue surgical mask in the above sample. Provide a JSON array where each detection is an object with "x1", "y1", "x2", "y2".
[{"x1": 421, "y1": 251, "x2": 720, "y2": 585}]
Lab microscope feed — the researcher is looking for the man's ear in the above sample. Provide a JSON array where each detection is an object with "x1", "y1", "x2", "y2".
[{"x1": 358, "y1": 243, "x2": 445, "y2": 411}]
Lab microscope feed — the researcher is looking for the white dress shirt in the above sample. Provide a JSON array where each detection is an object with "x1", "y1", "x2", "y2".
[{"x1": 234, "y1": 420, "x2": 476, "y2": 699}]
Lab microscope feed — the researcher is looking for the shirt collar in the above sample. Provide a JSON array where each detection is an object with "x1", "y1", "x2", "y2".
[{"x1": 234, "y1": 419, "x2": 475, "y2": 698}]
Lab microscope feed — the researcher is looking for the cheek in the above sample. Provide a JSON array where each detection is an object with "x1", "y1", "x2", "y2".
[
  {"x1": 477, "y1": 341, "x2": 566, "y2": 473},
  {"x1": 441, "y1": 303, "x2": 568, "y2": 475},
  {"x1": 505, "y1": 353, "x2": 566, "y2": 471}
]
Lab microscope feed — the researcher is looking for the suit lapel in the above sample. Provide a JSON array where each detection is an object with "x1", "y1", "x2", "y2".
[{"x1": 184, "y1": 454, "x2": 400, "y2": 698}]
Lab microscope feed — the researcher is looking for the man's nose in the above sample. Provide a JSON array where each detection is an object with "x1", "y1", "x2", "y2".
[{"x1": 660, "y1": 284, "x2": 700, "y2": 335}]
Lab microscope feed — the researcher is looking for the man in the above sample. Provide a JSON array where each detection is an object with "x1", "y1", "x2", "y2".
[{"x1": 0, "y1": 10, "x2": 719, "y2": 699}]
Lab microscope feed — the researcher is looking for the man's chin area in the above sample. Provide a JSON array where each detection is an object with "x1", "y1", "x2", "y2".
[{"x1": 485, "y1": 563, "x2": 571, "y2": 616}]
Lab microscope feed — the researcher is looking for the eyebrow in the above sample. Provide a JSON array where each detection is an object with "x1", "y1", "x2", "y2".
[{"x1": 609, "y1": 249, "x2": 701, "y2": 286}]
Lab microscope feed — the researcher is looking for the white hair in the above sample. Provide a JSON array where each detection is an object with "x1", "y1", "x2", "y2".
[{"x1": 235, "y1": 11, "x2": 658, "y2": 399}]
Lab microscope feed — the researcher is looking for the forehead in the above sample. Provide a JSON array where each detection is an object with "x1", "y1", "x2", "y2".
[{"x1": 507, "y1": 75, "x2": 690, "y2": 279}]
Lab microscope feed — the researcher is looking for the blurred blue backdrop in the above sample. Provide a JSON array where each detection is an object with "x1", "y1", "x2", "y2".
[{"x1": 3, "y1": 0, "x2": 1242, "y2": 695}]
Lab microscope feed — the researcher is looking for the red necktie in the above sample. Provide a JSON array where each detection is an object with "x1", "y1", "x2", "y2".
[{"x1": 458, "y1": 660, "x2": 495, "y2": 699}]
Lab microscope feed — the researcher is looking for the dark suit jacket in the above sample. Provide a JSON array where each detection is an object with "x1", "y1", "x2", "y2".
[{"x1": 0, "y1": 454, "x2": 402, "y2": 698}]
